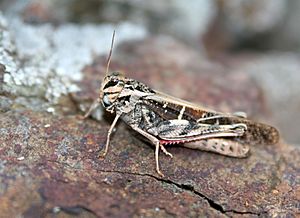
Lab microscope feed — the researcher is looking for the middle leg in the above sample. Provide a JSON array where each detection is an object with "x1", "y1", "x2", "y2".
[{"x1": 131, "y1": 125, "x2": 172, "y2": 177}]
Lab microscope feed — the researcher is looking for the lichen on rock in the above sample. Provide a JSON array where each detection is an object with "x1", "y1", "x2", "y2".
[{"x1": 1, "y1": 11, "x2": 147, "y2": 105}]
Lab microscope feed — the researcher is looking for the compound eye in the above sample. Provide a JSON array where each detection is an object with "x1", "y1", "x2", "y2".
[{"x1": 102, "y1": 94, "x2": 111, "y2": 107}]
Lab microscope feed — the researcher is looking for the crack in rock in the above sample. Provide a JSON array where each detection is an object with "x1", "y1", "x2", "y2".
[{"x1": 97, "y1": 169, "x2": 263, "y2": 216}]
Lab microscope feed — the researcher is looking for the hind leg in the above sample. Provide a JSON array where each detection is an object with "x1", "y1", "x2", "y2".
[{"x1": 184, "y1": 138, "x2": 250, "y2": 158}]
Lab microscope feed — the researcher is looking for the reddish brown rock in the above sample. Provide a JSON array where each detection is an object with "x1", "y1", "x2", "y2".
[{"x1": 0, "y1": 37, "x2": 299, "y2": 217}]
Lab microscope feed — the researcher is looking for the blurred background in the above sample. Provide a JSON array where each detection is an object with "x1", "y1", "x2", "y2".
[{"x1": 1, "y1": 0, "x2": 300, "y2": 145}]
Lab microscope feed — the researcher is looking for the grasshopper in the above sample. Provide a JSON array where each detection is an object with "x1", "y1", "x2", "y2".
[{"x1": 83, "y1": 31, "x2": 279, "y2": 177}]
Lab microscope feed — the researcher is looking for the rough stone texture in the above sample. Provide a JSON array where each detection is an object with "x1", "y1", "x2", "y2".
[
  {"x1": 0, "y1": 6, "x2": 299, "y2": 218},
  {"x1": 0, "y1": 11, "x2": 147, "y2": 104},
  {"x1": 1, "y1": 32, "x2": 300, "y2": 217}
]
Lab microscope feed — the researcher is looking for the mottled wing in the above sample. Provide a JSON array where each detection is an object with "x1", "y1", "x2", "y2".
[
  {"x1": 144, "y1": 90, "x2": 279, "y2": 145},
  {"x1": 145, "y1": 90, "x2": 218, "y2": 121}
]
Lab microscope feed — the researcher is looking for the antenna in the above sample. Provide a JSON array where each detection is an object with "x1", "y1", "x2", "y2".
[{"x1": 105, "y1": 30, "x2": 116, "y2": 76}]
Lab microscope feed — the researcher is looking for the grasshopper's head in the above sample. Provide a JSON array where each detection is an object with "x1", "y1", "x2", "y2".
[{"x1": 99, "y1": 72, "x2": 125, "y2": 112}]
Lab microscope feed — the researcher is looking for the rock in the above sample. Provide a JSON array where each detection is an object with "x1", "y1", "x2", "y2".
[
  {"x1": 0, "y1": 11, "x2": 147, "y2": 105},
  {"x1": 0, "y1": 11, "x2": 299, "y2": 218}
]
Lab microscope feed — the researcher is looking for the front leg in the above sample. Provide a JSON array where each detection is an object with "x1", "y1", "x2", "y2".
[
  {"x1": 82, "y1": 98, "x2": 101, "y2": 119},
  {"x1": 100, "y1": 113, "x2": 122, "y2": 157}
]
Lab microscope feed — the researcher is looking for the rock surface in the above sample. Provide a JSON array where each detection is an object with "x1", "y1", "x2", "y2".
[
  {"x1": 0, "y1": 13, "x2": 299, "y2": 218},
  {"x1": 0, "y1": 1, "x2": 300, "y2": 217}
]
